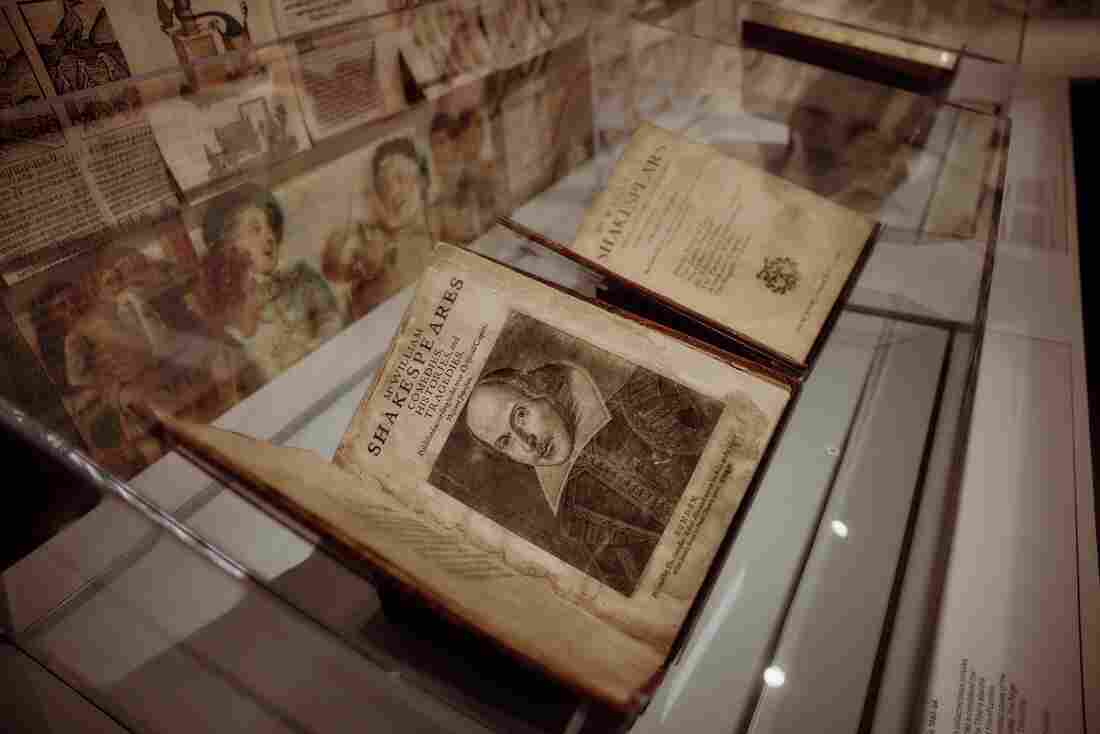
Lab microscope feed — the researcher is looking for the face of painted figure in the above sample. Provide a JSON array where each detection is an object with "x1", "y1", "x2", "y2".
[
  {"x1": 231, "y1": 205, "x2": 279, "y2": 276},
  {"x1": 465, "y1": 380, "x2": 574, "y2": 466},
  {"x1": 376, "y1": 153, "x2": 424, "y2": 228},
  {"x1": 432, "y1": 109, "x2": 484, "y2": 176},
  {"x1": 340, "y1": 225, "x2": 388, "y2": 282}
]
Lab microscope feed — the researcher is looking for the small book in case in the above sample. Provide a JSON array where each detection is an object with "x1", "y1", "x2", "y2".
[{"x1": 151, "y1": 122, "x2": 879, "y2": 712}]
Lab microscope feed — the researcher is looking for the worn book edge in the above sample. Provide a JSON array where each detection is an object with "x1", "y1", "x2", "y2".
[
  {"x1": 143, "y1": 232, "x2": 796, "y2": 710},
  {"x1": 500, "y1": 212, "x2": 880, "y2": 378},
  {"x1": 740, "y1": 2, "x2": 959, "y2": 94},
  {"x1": 150, "y1": 408, "x2": 664, "y2": 710}
]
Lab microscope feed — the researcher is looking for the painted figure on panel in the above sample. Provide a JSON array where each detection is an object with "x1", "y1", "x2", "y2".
[
  {"x1": 197, "y1": 183, "x2": 342, "y2": 379},
  {"x1": 322, "y1": 136, "x2": 434, "y2": 321},
  {"x1": 428, "y1": 80, "x2": 499, "y2": 242}
]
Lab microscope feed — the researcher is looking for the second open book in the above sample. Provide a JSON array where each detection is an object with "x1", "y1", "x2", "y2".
[{"x1": 155, "y1": 123, "x2": 878, "y2": 711}]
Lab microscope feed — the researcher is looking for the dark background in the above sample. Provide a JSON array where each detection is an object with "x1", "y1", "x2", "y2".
[{"x1": 1070, "y1": 78, "x2": 1100, "y2": 561}]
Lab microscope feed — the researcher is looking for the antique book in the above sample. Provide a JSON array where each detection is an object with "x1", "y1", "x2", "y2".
[
  {"x1": 148, "y1": 124, "x2": 878, "y2": 710},
  {"x1": 152, "y1": 240, "x2": 793, "y2": 710},
  {"x1": 510, "y1": 121, "x2": 880, "y2": 369}
]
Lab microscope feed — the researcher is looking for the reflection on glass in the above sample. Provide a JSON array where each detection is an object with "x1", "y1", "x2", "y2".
[
  {"x1": 764, "y1": 665, "x2": 786, "y2": 688},
  {"x1": 831, "y1": 519, "x2": 849, "y2": 538}
]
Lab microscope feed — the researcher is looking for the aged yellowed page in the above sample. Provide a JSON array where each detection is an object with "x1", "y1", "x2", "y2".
[
  {"x1": 154, "y1": 242, "x2": 788, "y2": 705},
  {"x1": 571, "y1": 122, "x2": 876, "y2": 364},
  {"x1": 329, "y1": 242, "x2": 789, "y2": 704}
]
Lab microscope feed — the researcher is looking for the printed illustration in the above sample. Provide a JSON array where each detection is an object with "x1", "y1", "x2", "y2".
[
  {"x1": 0, "y1": 11, "x2": 64, "y2": 162},
  {"x1": 429, "y1": 311, "x2": 724, "y2": 596},
  {"x1": 321, "y1": 133, "x2": 435, "y2": 322},
  {"x1": 0, "y1": 11, "x2": 44, "y2": 109},
  {"x1": 203, "y1": 96, "x2": 298, "y2": 180},
  {"x1": 16, "y1": 226, "x2": 257, "y2": 478},
  {"x1": 143, "y1": 63, "x2": 309, "y2": 192},
  {"x1": 756, "y1": 256, "x2": 800, "y2": 295},
  {"x1": 17, "y1": 0, "x2": 130, "y2": 95},
  {"x1": 194, "y1": 183, "x2": 342, "y2": 381},
  {"x1": 156, "y1": 0, "x2": 255, "y2": 92},
  {"x1": 64, "y1": 84, "x2": 144, "y2": 135},
  {"x1": 294, "y1": 30, "x2": 384, "y2": 135},
  {"x1": 400, "y1": 0, "x2": 494, "y2": 100},
  {"x1": 427, "y1": 78, "x2": 501, "y2": 243}
]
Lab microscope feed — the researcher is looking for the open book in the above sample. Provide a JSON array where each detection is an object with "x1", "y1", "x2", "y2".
[
  {"x1": 516, "y1": 121, "x2": 880, "y2": 369},
  {"x1": 151, "y1": 125, "x2": 877, "y2": 710}
]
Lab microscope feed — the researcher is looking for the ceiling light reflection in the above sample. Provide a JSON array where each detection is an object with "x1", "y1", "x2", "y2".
[{"x1": 764, "y1": 666, "x2": 786, "y2": 688}]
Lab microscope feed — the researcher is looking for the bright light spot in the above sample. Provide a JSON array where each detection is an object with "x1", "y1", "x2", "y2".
[
  {"x1": 764, "y1": 666, "x2": 786, "y2": 688},
  {"x1": 831, "y1": 520, "x2": 849, "y2": 538},
  {"x1": 940, "y1": 52, "x2": 952, "y2": 63}
]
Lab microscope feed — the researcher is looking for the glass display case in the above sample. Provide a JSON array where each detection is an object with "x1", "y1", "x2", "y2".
[{"x1": 0, "y1": 1, "x2": 1057, "y2": 732}]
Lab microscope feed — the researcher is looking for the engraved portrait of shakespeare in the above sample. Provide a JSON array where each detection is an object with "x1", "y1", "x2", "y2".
[{"x1": 430, "y1": 312, "x2": 725, "y2": 595}]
